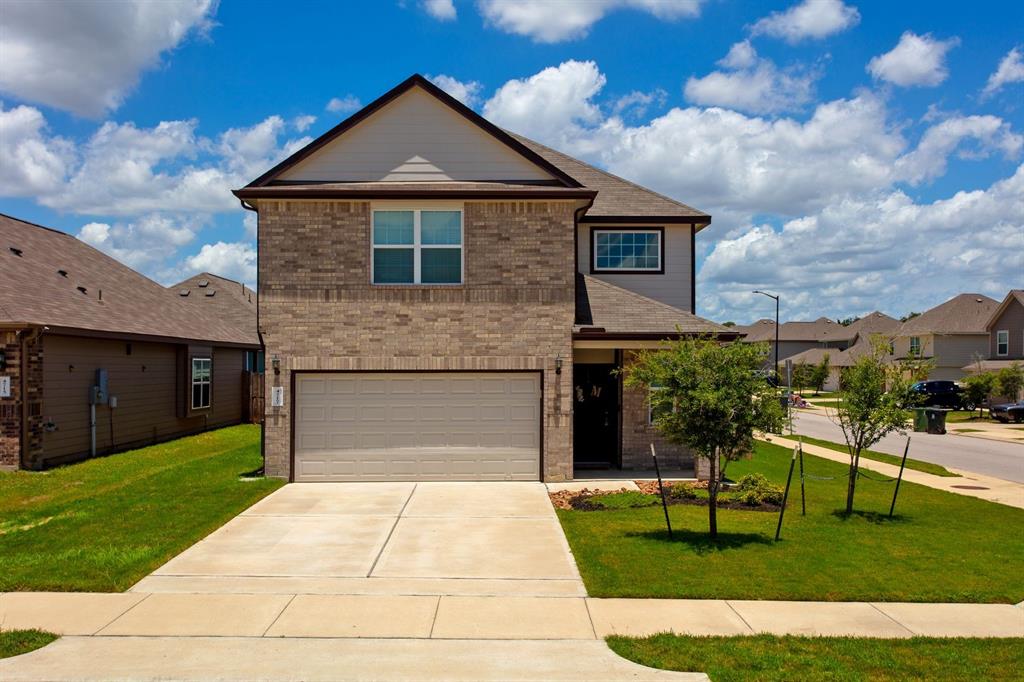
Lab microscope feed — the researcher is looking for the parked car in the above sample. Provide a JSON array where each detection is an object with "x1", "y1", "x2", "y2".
[
  {"x1": 909, "y1": 381, "x2": 973, "y2": 410},
  {"x1": 990, "y1": 400, "x2": 1024, "y2": 423}
]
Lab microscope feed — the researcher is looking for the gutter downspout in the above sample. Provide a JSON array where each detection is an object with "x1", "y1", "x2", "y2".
[
  {"x1": 19, "y1": 325, "x2": 43, "y2": 470},
  {"x1": 239, "y1": 198, "x2": 266, "y2": 474}
]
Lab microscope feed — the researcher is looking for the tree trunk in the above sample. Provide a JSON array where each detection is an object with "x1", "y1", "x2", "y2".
[
  {"x1": 708, "y1": 449, "x2": 719, "y2": 538},
  {"x1": 845, "y1": 447, "x2": 860, "y2": 514}
]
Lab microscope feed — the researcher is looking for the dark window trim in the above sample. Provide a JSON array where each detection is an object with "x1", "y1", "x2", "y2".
[
  {"x1": 190, "y1": 356, "x2": 212, "y2": 411},
  {"x1": 589, "y1": 226, "x2": 666, "y2": 275}
]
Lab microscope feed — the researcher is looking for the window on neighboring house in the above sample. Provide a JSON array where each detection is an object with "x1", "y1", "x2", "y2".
[
  {"x1": 593, "y1": 229, "x2": 663, "y2": 273},
  {"x1": 191, "y1": 357, "x2": 211, "y2": 410},
  {"x1": 996, "y1": 330, "x2": 1009, "y2": 356},
  {"x1": 648, "y1": 384, "x2": 673, "y2": 425},
  {"x1": 372, "y1": 209, "x2": 462, "y2": 284},
  {"x1": 909, "y1": 337, "x2": 921, "y2": 357}
]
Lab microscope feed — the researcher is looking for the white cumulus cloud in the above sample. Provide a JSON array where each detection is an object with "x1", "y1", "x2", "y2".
[
  {"x1": 422, "y1": 0, "x2": 457, "y2": 20},
  {"x1": 684, "y1": 41, "x2": 819, "y2": 114},
  {"x1": 476, "y1": 0, "x2": 703, "y2": 43},
  {"x1": 78, "y1": 213, "x2": 202, "y2": 271},
  {"x1": 182, "y1": 241, "x2": 257, "y2": 286},
  {"x1": 429, "y1": 74, "x2": 484, "y2": 107},
  {"x1": 867, "y1": 31, "x2": 960, "y2": 87},
  {"x1": 0, "y1": 103, "x2": 75, "y2": 196},
  {"x1": 750, "y1": 0, "x2": 860, "y2": 43},
  {"x1": 326, "y1": 95, "x2": 362, "y2": 114},
  {"x1": 982, "y1": 47, "x2": 1024, "y2": 99},
  {"x1": 0, "y1": 0, "x2": 215, "y2": 117}
]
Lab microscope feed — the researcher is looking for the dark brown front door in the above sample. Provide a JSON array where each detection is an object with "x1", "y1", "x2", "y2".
[{"x1": 572, "y1": 363, "x2": 619, "y2": 468}]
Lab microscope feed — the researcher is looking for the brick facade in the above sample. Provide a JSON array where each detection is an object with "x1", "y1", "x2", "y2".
[
  {"x1": 620, "y1": 384, "x2": 694, "y2": 472},
  {"x1": 0, "y1": 330, "x2": 43, "y2": 470},
  {"x1": 257, "y1": 199, "x2": 577, "y2": 481}
]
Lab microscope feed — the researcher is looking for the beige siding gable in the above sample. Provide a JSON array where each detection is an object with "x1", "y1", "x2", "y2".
[{"x1": 278, "y1": 87, "x2": 555, "y2": 183}]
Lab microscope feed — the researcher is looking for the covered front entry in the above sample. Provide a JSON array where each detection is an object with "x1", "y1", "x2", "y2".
[
  {"x1": 293, "y1": 372, "x2": 541, "y2": 482},
  {"x1": 572, "y1": 361, "x2": 620, "y2": 468}
]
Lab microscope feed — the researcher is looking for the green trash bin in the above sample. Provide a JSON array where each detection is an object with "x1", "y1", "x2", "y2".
[
  {"x1": 912, "y1": 408, "x2": 929, "y2": 432},
  {"x1": 926, "y1": 408, "x2": 948, "y2": 435}
]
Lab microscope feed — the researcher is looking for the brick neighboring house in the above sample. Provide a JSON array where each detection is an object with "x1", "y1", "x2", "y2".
[
  {"x1": 892, "y1": 293, "x2": 999, "y2": 381},
  {"x1": 235, "y1": 74, "x2": 735, "y2": 483},
  {"x1": 0, "y1": 214, "x2": 261, "y2": 470}
]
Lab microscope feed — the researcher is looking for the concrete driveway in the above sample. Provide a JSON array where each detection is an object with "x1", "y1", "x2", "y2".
[{"x1": 134, "y1": 482, "x2": 585, "y2": 597}]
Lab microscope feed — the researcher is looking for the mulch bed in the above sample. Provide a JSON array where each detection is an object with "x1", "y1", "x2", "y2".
[{"x1": 549, "y1": 480, "x2": 781, "y2": 513}]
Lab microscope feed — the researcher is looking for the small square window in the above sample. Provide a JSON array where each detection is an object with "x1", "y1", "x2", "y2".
[{"x1": 372, "y1": 208, "x2": 462, "y2": 285}]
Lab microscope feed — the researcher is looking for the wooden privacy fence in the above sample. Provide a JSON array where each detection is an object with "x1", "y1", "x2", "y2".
[{"x1": 243, "y1": 371, "x2": 265, "y2": 424}]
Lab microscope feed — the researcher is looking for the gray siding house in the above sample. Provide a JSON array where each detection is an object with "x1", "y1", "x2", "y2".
[
  {"x1": 235, "y1": 75, "x2": 735, "y2": 483},
  {"x1": 893, "y1": 293, "x2": 998, "y2": 381}
]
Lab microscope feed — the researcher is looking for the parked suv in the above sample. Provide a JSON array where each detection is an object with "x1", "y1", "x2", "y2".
[{"x1": 909, "y1": 381, "x2": 971, "y2": 410}]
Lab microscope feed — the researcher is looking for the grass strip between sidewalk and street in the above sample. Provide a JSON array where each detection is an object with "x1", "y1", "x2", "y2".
[
  {"x1": 0, "y1": 424, "x2": 281, "y2": 592},
  {"x1": 789, "y1": 434, "x2": 959, "y2": 477},
  {"x1": 606, "y1": 634, "x2": 1024, "y2": 682},
  {"x1": 0, "y1": 630, "x2": 59, "y2": 659}
]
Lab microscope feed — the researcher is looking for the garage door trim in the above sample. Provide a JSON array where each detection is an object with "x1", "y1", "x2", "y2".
[{"x1": 288, "y1": 369, "x2": 544, "y2": 482}]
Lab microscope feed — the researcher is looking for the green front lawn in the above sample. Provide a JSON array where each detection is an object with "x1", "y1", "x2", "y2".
[
  {"x1": 946, "y1": 411, "x2": 993, "y2": 424},
  {"x1": 557, "y1": 441, "x2": 1024, "y2": 602},
  {"x1": 0, "y1": 630, "x2": 58, "y2": 659},
  {"x1": 607, "y1": 634, "x2": 1024, "y2": 682},
  {"x1": 790, "y1": 434, "x2": 958, "y2": 477},
  {"x1": 0, "y1": 425, "x2": 282, "y2": 592}
]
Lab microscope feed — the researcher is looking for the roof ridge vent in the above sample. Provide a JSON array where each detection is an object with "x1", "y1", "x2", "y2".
[
  {"x1": 76, "y1": 286, "x2": 87, "y2": 294},
  {"x1": 9, "y1": 247, "x2": 22, "y2": 256},
  {"x1": 204, "y1": 289, "x2": 216, "y2": 297},
  {"x1": 179, "y1": 288, "x2": 190, "y2": 296},
  {"x1": 58, "y1": 269, "x2": 68, "y2": 277},
  {"x1": 198, "y1": 279, "x2": 209, "y2": 287}
]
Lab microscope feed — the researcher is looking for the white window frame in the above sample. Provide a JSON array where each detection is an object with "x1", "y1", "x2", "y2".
[
  {"x1": 909, "y1": 336, "x2": 921, "y2": 357},
  {"x1": 996, "y1": 330, "x2": 1009, "y2": 356},
  {"x1": 191, "y1": 357, "x2": 211, "y2": 410},
  {"x1": 371, "y1": 204, "x2": 464, "y2": 285},
  {"x1": 592, "y1": 228, "x2": 663, "y2": 273}
]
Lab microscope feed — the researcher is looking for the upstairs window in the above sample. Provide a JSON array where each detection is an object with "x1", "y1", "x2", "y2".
[
  {"x1": 996, "y1": 330, "x2": 1009, "y2": 356},
  {"x1": 372, "y1": 209, "x2": 462, "y2": 285},
  {"x1": 191, "y1": 357, "x2": 211, "y2": 410},
  {"x1": 592, "y1": 228, "x2": 663, "y2": 273},
  {"x1": 909, "y1": 336, "x2": 921, "y2": 357}
]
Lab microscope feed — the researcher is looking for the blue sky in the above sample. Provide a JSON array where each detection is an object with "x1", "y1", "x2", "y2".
[{"x1": 1, "y1": 0, "x2": 1021, "y2": 323}]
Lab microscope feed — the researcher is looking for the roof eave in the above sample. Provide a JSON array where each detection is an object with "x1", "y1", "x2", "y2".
[{"x1": 232, "y1": 187, "x2": 598, "y2": 200}]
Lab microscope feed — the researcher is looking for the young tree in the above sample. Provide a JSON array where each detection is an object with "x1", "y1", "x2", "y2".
[
  {"x1": 995, "y1": 362, "x2": 1024, "y2": 402},
  {"x1": 962, "y1": 372, "x2": 995, "y2": 418},
  {"x1": 810, "y1": 353, "x2": 831, "y2": 395},
  {"x1": 790, "y1": 362, "x2": 813, "y2": 392},
  {"x1": 624, "y1": 337, "x2": 785, "y2": 538},
  {"x1": 827, "y1": 336, "x2": 924, "y2": 514}
]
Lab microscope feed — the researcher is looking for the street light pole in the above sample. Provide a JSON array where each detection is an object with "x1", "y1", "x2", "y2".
[{"x1": 753, "y1": 290, "x2": 780, "y2": 384}]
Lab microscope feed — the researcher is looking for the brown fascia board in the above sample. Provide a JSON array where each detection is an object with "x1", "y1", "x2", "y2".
[
  {"x1": 41, "y1": 325, "x2": 261, "y2": 349},
  {"x1": 242, "y1": 74, "x2": 583, "y2": 190},
  {"x1": 233, "y1": 187, "x2": 597, "y2": 200},
  {"x1": 573, "y1": 331, "x2": 741, "y2": 341},
  {"x1": 583, "y1": 215, "x2": 713, "y2": 226}
]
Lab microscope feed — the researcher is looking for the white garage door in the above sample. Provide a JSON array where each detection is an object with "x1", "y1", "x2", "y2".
[{"x1": 294, "y1": 372, "x2": 541, "y2": 481}]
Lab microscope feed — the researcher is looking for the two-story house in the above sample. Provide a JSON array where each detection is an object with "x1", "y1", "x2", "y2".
[
  {"x1": 235, "y1": 75, "x2": 733, "y2": 483},
  {"x1": 963, "y1": 290, "x2": 1024, "y2": 382},
  {"x1": 892, "y1": 293, "x2": 998, "y2": 381}
]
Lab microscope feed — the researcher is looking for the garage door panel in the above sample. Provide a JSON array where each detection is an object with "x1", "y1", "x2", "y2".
[{"x1": 294, "y1": 373, "x2": 540, "y2": 482}]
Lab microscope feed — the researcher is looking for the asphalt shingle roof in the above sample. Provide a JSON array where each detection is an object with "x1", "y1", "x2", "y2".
[
  {"x1": 0, "y1": 213, "x2": 257, "y2": 346},
  {"x1": 575, "y1": 274, "x2": 729, "y2": 335},
  {"x1": 897, "y1": 293, "x2": 999, "y2": 335}
]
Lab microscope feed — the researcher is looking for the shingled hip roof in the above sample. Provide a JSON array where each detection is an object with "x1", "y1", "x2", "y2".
[
  {"x1": 575, "y1": 274, "x2": 732, "y2": 338},
  {"x1": 0, "y1": 213, "x2": 258, "y2": 346}
]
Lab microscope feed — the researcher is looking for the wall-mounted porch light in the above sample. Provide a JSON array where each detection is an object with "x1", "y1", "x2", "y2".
[
  {"x1": 555, "y1": 354, "x2": 563, "y2": 375},
  {"x1": 271, "y1": 355, "x2": 281, "y2": 375}
]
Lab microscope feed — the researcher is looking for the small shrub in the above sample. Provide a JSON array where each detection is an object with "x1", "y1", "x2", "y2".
[
  {"x1": 669, "y1": 482, "x2": 700, "y2": 499},
  {"x1": 726, "y1": 473, "x2": 784, "y2": 506}
]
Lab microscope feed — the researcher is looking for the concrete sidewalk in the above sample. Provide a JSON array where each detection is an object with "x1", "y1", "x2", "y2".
[
  {"x1": 763, "y1": 433, "x2": 1024, "y2": 509},
  {"x1": 3, "y1": 592, "x2": 1022, "y2": 640}
]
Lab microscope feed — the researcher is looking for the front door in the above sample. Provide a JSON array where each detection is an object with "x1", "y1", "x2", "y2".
[{"x1": 572, "y1": 364, "x2": 619, "y2": 468}]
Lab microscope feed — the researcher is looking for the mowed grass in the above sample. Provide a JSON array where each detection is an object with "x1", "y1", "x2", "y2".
[
  {"x1": 791, "y1": 434, "x2": 959, "y2": 477},
  {"x1": 0, "y1": 425, "x2": 282, "y2": 592},
  {"x1": 0, "y1": 630, "x2": 59, "y2": 659},
  {"x1": 557, "y1": 441, "x2": 1024, "y2": 602},
  {"x1": 607, "y1": 634, "x2": 1024, "y2": 682}
]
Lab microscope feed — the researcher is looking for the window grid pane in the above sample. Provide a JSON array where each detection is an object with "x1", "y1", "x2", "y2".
[
  {"x1": 595, "y1": 231, "x2": 660, "y2": 270},
  {"x1": 421, "y1": 248, "x2": 461, "y2": 284},
  {"x1": 421, "y1": 211, "x2": 461, "y2": 245},
  {"x1": 373, "y1": 211, "x2": 414, "y2": 245},
  {"x1": 373, "y1": 248, "x2": 414, "y2": 283}
]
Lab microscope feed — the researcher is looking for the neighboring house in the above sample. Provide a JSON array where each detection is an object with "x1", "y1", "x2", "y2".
[
  {"x1": 781, "y1": 312, "x2": 901, "y2": 390},
  {"x1": 962, "y1": 290, "x2": 1024, "y2": 397},
  {"x1": 892, "y1": 293, "x2": 998, "y2": 381},
  {"x1": 172, "y1": 272, "x2": 263, "y2": 373},
  {"x1": 736, "y1": 316, "x2": 849, "y2": 364},
  {"x1": 235, "y1": 74, "x2": 734, "y2": 483},
  {"x1": 0, "y1": 214, "x2": 260, "y2": 470}
]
